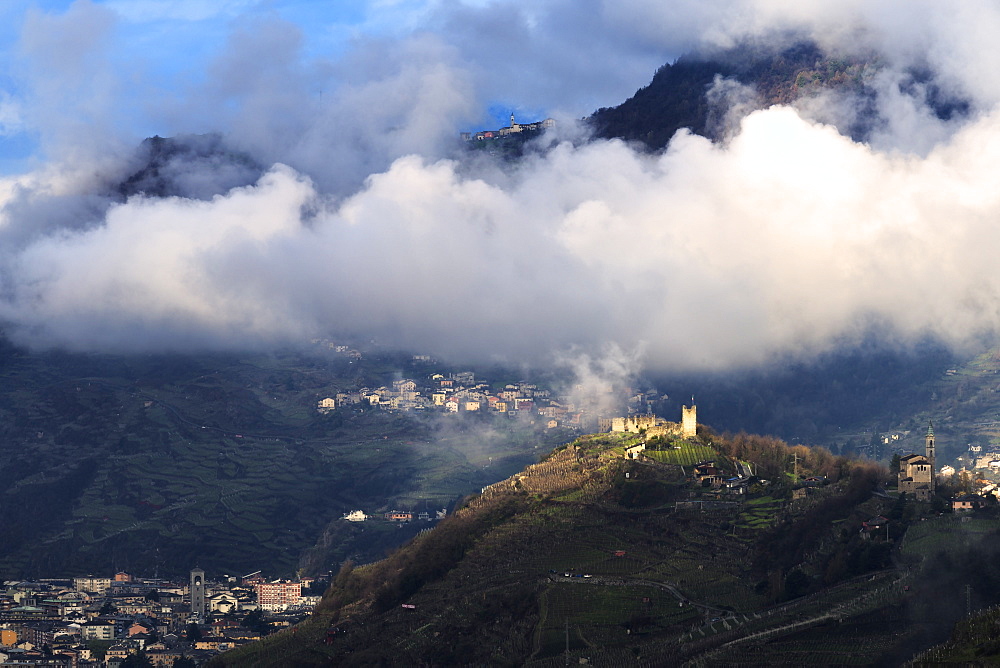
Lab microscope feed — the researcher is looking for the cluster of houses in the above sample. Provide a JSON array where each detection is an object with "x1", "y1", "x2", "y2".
[
  {"x1": 318, "y1": 370, "x2": 600, "y2": 430},
  {"x1": 0, "y1": 569, "x2": 322, "y2": 666},
  {"x1": 343, "y1": 509, "x2": 447, "y2": 523},
  {"x1": 460, "y1": 114, "x2": 555, "y2": 141},
  {"x1": 311, "y1": 339, "x2": 363, "y2": 360},
  {"x1": 690, "y1": 460, "x2": 762, "y2": 495},
  {"x1": 943, "y1": 442, "x2": 1000, "y2": 498},
  {"x1": 312, "y1": 340, "x2": 682, "y2": 436}
]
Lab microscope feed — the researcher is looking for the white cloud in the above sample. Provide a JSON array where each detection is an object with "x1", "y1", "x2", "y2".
[
  {"x1": 103, "y1": 0, "x2": 260, "y2": 23},
  {"x1": 4, "y1": 0, "x2": 1000, "y2": 373},
  {"x1": 0, "y1": 92, "x2": 24, "y2": 136},
  {"x1": 6, "y1": 102, "x2": 1000, "y2": 371},
  {"x1": 0, "y1": 164, "x2": 316, "y2": 351}
]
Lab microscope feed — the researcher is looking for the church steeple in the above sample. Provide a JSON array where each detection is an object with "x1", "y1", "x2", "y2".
[
  {"x1": 190, "y1": 567, "x2": 206, "y2": 619},
  {"x1": 925, "y1": 421, "x2": 936, "y2": 493}
]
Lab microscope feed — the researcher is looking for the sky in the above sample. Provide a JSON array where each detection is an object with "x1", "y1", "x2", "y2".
[
  {"x1": 2, "y1": 0, "x2": 1000, "y2": 375},
  {"x1": 0, "y1": 0, "x2": 682, "y2": 173}
]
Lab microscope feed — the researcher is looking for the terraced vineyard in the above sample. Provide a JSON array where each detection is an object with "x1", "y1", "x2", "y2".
[
  {"x1": 644, "y1": 441, "x2": 719, "y2": 466},
  {"x1": 736, "y1": 495, "x2": 785, "y2": 530}
]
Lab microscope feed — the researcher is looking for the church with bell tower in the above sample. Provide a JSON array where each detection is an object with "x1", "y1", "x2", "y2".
[{"x1": 898, "y1": 422, "x2": 936, "y2": 500}]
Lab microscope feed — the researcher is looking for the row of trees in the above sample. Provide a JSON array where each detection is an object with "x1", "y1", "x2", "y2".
[{"x1": 712, "y1": 429, "x2": 869, "y2": 483}]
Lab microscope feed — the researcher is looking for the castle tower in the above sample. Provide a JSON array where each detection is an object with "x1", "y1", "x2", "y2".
[
  {"x1": 681, "y1": 403, "x2": 697, "y2": 439},
  {"x1": 925, "y1": 421, "x2": 936, "y2": 493},
  {"x1": 190, "y1": 567, "x2": 206, "y2": 619}
]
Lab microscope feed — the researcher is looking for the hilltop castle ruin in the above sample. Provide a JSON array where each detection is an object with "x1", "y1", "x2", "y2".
[{"x1": 603, "y1": 404, "x2": 697, "y2": 439}]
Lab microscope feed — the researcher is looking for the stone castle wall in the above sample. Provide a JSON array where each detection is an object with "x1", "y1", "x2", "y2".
[
  {"x1": 608, "y1": 405, "x2": 697, "y2": 439},
  {"x1": 610, "y1": 415, "x2": 658, "y2": 433}
]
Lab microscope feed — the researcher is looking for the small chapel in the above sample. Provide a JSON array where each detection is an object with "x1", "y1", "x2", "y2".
[{"x1": 898, "y1": 423, "x2": 936, "y2": 500}]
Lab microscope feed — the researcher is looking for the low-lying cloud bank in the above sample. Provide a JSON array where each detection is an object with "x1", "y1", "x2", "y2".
[{"x1": 2, "y1": 1, "x2": 1000, "y2": 372}]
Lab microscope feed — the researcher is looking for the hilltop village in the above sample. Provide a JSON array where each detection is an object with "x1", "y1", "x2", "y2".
[
  {"x1": 314, "y1": 342, "x2": 665, "y2": 432},
  {"x1": 0, "y1": 569, "x2": 322, "y2": 666},
  {"x1": 317, "y1": 371, "x2": 572, "y2": 425},
  {"x1": 459, "y1": 113, "x2": 555, "y2": 141}
]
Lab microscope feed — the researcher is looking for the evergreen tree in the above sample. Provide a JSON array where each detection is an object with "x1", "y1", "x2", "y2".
[
  {"x1": 890, "y1": 452, "x2": 901, "y2": 476},
  {"x1": 120, "y1": 652, "x2": 153, "y2": 667}
]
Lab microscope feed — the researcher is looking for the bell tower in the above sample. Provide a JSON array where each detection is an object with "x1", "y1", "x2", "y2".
[
  {"x1": 925, "y1": 421, "x2": 936, "y2": 493},
  {"x1": 190, "y1": 567, "x2": 206, "y2": 619}
]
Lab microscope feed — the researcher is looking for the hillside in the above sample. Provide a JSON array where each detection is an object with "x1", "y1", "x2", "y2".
[
  {"x1": 588, "y1": 38, "x2": 976, "y2": 153},
  {"x1": 0, "y1": 324, "x2": 983, "y2": 582},
  {"x1": 588, "y1": 41, "x2": 878, "y2": 150},
  {"x1": 0, "y1": 343, "x2": 557, "y2": 578},
  {"x1": 211, "y1": 428, "x2": 1000, "y2": 666},
  {"x1": 114, "y1": 134, "x2": 263, "y2": 201}
]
